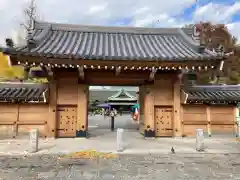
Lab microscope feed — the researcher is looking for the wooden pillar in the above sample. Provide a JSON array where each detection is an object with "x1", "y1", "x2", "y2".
[
  {"x1": 13, "y1": 104, "x2": 20, "y2": 138},
  {"x1": 76, "y1": 84, "x2": 88, "y2": 137},
  {"x1": 180, "y1": 105, "x2": 184, "y2": 137},
  {"x1": 206, "y1": 105, "x2": 211, "y2": 137},
  {"x1": 138, "y1": 85, "x2": 145, "y2": 135},
  {"x1": 48, "y1": 78, "x2": 57, "y2": 137},
  {"x1": 173, "y1": 78, "x2": 181, "y2": 137},
  {"x1": 143, "y1": 85, "x2": 155, "y2": 137},
  {"x1": 234, "y1": 106, "x2": 239, "y2": 137}
]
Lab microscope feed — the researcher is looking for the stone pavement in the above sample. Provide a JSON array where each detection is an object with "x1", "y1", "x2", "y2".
[
  {"x1": 0, "y1": 129, "x2": 239, "y2": 156},
  {"x1": 0, "y1": 153, "x2": 240, "y2": 179}
]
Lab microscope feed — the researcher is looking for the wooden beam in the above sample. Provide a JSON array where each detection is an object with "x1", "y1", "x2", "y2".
[
  {"x1": 41, "y1": 66, "x2": 53, "y2": 81},
  {"x1": 23, "y1": 66, "x2": 31, "y2": 80},
  {"x1": 206, "y1": 105, "x2": 211, "y2": 137},
  {"x1": 80, "y1": 78, "x2": 146, "y2": 86},
  {"x1": 115, "y1": 66, "x2": 121, "y2": 76},
  {"x1": 76, "y1": 84, "x2": 88, "y2": 137},
  {"x1": 78, "y1": 66, "x2": 84, "y2": 79},
  {"x1": 14, "y1": 55, "x2": 221, "y2": 69},
  {"x1": 173, "y1": 78, "x2": 181, "y2": 136},
  {"x1": 85, "y1": 70, "x2": 149, "y2": 79},
  {"x1": 48, "y1": 78, "x2": 57, "y2": 137}
]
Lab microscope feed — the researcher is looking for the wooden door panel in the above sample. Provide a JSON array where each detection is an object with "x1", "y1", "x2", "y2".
[
  {"x1": 155, "y1": 107, "x2": 173, "y2": 137},
  {"x1": 57, "y1": 106, "x2": 77, "y2": 137}
]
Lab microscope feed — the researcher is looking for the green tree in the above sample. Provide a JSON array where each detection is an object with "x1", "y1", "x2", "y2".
[
  {"x1": 0, "y1": 52, "x2": 25, "y2": 80},
  {"x1": 227, "y1": 71, "x2": 240, "y2": 84}
]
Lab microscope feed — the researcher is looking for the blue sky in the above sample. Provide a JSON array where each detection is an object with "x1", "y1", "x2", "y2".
[
  {"x1": 0, "y1": 0, "x2": 240, "y2": 45},
  {"x1": 0, "y1": 0, "x2": 239, "y2": 89},
  {"x1": 182, "y1": 0, "x2": 240, "y2": 23}
]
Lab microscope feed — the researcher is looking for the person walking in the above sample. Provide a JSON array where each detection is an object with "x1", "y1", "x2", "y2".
[
  {"x1": 131, "y1": 103, "x2": 140, "y2": 130},
  {"x1": 110, "y1": 109, "x2": 115, "y2": 131}
]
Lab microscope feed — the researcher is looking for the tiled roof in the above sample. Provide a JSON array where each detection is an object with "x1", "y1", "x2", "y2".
[
  {"x1": 0, "y1": 82, "x2": 48, "y2": 103},
  {"x1": 2, "y1": 21, "x2": 225, "y2": 61},
  {"x1": 89, "y1": 89, "x2": 136, "y2": 103},
  {"x1": 184, "y1": 85, "x2": 240, "y2": 104},
  {"x1": 108, "y1": 88, "x2": 137, "y2": 101}
]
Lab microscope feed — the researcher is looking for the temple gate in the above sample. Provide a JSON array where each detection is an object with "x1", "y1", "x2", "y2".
[{"x1": 1, "y1": 21, "x2": 231, "y2": 138}]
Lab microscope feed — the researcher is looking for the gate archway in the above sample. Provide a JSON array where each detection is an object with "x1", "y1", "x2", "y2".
[{"x1": 2, "y1": 21, "x2": 227, "y2": 138}]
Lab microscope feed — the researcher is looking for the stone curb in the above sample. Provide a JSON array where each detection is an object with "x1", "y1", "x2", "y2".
[{"x1": 0, "y1": 149, "x2": 239, "y2": 156}]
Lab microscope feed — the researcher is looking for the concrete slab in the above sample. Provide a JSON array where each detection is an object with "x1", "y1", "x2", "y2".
[
  {"x1": 0, "y1": 130, "x2": 239, "y2": 156},
  {"x1": 0, "y1": 113, "x2": 239, "y2": 155}
]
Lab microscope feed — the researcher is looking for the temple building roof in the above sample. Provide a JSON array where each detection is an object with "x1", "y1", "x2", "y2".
[
  {"x1": 183, "y1": 85, "x2": 240, "y2": 104},
  {"x1": 0, "y1": 82, "x2": 48, "y2": 103},
  {"x1": 1, "y1": 21, "x2": 227, "y2": 61},
  {"x1": 108, "y1": 88, "x2": 137, "y2": 101}
]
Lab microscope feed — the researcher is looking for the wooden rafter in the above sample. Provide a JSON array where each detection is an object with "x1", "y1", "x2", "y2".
[
  {"x1": 78, "y1": 66, "x2": 84, "y2": 80},
  {"x1": 23, "y1": 65, "x2": 31, "y2": 80},
  {"x1": 41, "y1": 66, "x2": 53, "y2": 80},
  {"x1": 12, "y1": 56, "x2": 221, "y2": 72},
  {"x1": 115, "y1": 66, "x2": 121, "y2": 76},
  {"x1": 149, "y1": 67, "x2": 157, "y2": 81}
]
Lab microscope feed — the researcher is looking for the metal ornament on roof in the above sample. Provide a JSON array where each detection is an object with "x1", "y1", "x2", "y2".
[{"x1": 192, "y1": 24, "x2": 201, "y2": 43}]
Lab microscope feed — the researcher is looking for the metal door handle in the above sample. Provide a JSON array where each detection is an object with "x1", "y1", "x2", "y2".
[{"x1": 57, "y1": 128, "x2": 65, "y2": 131}]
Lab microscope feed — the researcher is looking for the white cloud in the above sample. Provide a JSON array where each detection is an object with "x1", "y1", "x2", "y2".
[
  {"x1": 0, "y1": 0, "x2": 239, "y2": 46},
  {"x1": 0, "y1": 0, "x2": 195, "y2": 46},
  {"x1": 193, "y1": 2, "x2": 240, "y2": 23},
  {"x1": 88, "y1": 5, "x2": 107, "y2": 14}
]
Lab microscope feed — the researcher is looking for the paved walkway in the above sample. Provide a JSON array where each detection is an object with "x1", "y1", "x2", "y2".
[
  {"x1": 0, "y1": 130, "x2": 239, "y2": 155},
  {"x1": 1, "y1": 154, "x2": 240, "y2": 179}
]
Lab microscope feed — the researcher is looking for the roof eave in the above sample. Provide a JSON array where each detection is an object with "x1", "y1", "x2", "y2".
[
  {"x1": 7, "y1": 51, "x2": 226, "y2": 62},
  {"x1": 185, "y1": 100, "x2": 240, "y2": 105},
  {"x1": 108, "y1": 99, "x2": 137, "y2": 101}
]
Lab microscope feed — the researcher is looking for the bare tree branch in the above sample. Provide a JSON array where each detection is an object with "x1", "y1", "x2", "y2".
[{"x1": 20, "y1": 0, "x2": 37, "y2": 35}]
